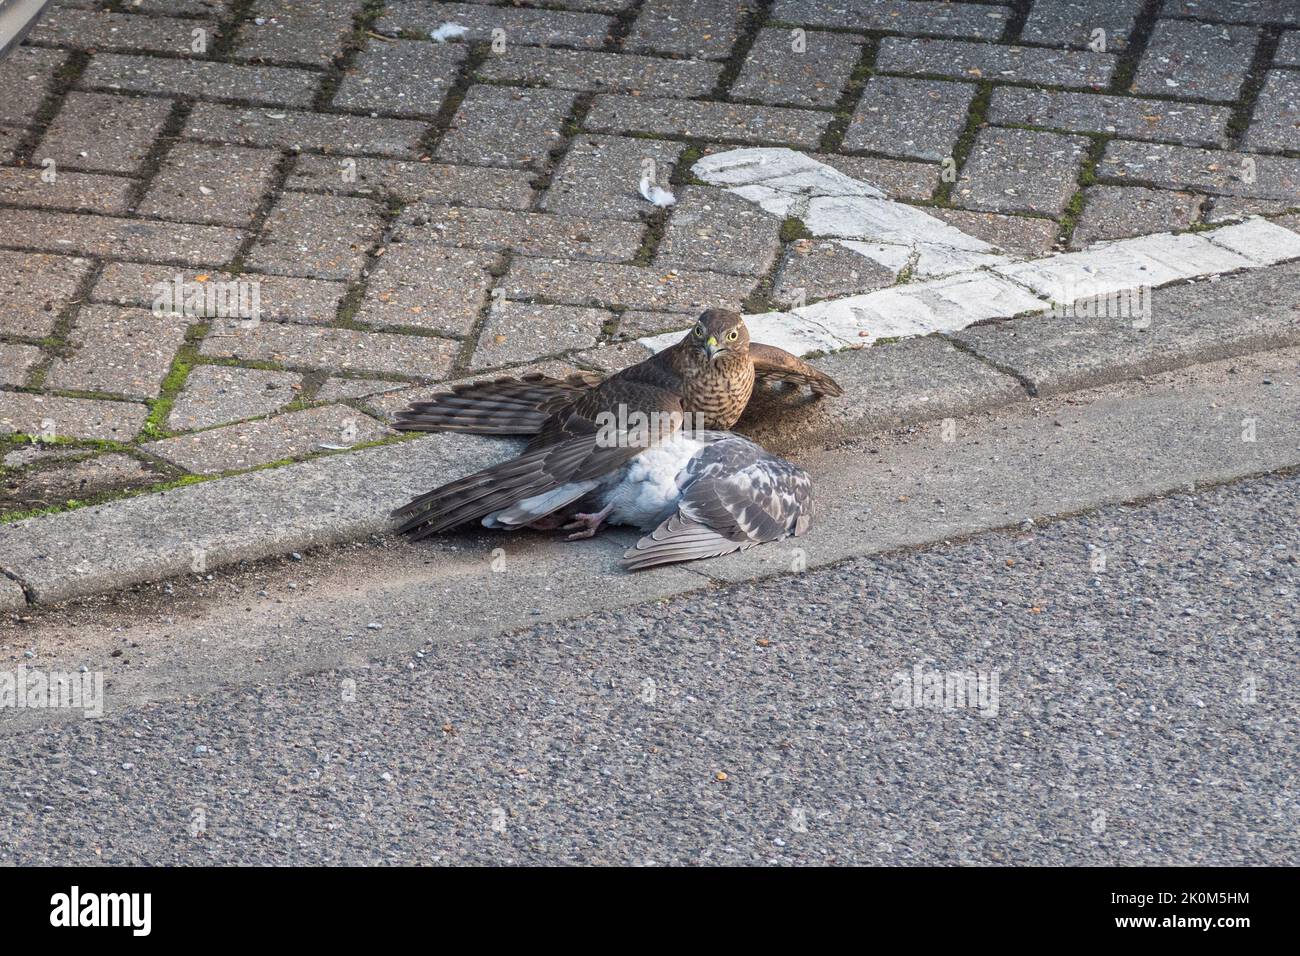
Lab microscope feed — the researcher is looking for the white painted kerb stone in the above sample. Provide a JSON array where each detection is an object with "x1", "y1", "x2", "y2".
[
  {"x1": 636, "y1": 151, "x2": 1300, "y2": 359},
  {"x1": 1204, "y1": 217, "x2": 1300, "y2": 265}
]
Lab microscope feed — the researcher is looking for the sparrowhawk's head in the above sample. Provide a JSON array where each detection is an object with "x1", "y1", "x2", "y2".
[{"x1": 687, "y1": 309, "x2": 749, "y2": 363}]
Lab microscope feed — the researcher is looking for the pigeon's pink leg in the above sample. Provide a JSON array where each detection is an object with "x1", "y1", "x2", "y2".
[{"x1": 563, "y1": 503, "x2": 614, "y2": 540}]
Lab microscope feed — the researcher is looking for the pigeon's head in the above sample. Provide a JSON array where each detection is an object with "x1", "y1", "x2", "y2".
[{"x1": 688, "y1": 309, "x2": 749, "y2": 363}]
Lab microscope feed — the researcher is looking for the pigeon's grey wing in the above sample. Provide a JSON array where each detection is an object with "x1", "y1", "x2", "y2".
[
  {"x1": 749, "y1": 342, "x2": 844, "y2": 397},
  {"x1": 394, "y1": 372, "x2": 603, "y2": 436},
  {"x1": 622, "y1": 438, "x2": 814, "y2": 570}
]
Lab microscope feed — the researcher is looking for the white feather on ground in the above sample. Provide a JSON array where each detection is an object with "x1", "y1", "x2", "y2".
[
  {"x1": 639, "y1": 175, "x2": 676, "y2": 208},
  {"x1": 430, "y1": 22, "x2": 468, "y2": 42}
]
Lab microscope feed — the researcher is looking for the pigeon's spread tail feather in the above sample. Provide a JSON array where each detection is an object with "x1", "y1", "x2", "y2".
[
  {"x1": 621, "y1": 515, "x2": 752, "y2": 570},
  {"x1": 393, "y1": 372, "x2": 602, "y2": 436}
]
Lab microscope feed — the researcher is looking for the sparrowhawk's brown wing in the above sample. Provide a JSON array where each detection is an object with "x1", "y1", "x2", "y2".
[
  {"x1": 622, "y1": 436, "x2": 814, "y2": 570},
  {"x1": 394, "y1": 372, "x2": 603, "y2": 436},
  {"x1": 749, "y1": 342, "x2": 843, "y2": 397},
  {"x1": 525, "y1": 365, "x2": 686, "y2": 452},
  {"x1": 394, "y1": 381, "x2": 686, "y2": 539}
]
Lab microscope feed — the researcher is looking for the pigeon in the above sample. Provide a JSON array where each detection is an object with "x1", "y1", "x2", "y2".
[
  {"x1": 400, "y1": 430, "x2": 814, "y2": 569},
  {"x1": 394, "y1": 309, "x2": 843, "y2": 441},
  {"x1": 391, "y1": 311, "x2": 822, "y2": 565}
]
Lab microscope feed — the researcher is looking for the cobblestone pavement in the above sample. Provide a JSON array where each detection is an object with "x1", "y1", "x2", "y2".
[{"x1": 2, "y1": 0, "x2": 1299, "y2": 520}]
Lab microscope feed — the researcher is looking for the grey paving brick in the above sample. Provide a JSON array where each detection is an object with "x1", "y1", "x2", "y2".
[
  {"x1": 1244, "y1": 70, "x2": 1300, "y2": 153},
  {"x1": 166, "y1": 364, "x2": 303, "y2": 431},
  {"x1": 79, "y1": 53, "x2": 319, "y2": 107},
  {"x1": 616, "y1": 310, "x2": 693, "y2": 338},
  {"x1": 952, "y1": 260, "x2": 1300, "y2": 396},
  {"x1": 771, "y1": 239, "x2": 896, "y2": 307},
  {"x1": 0, "y1": 251, "x2": 94, "y2": 339},
  {"x1": 34, "y1": 92, "x2": 173, "y2": 173},
  {"x1": 437, "y1": 85, "x2": 575, "y2": 170},
  {"x1": 816, "y1": 153, "x2": 940, "y2": 200},
  {"x1": 503, "y1": 257, "x2": 756, "y2": 312},
  {"x1": 91, "y1": 264, "x2": 347, "y2": 324},
  {"x1": 288, "y1": 155, "x2": 534, "y2": 208},
  {"x1": 655, "y1": 186, "x2": 783, "y2": 277},
  {"x1": 146, "y1": 403, "x2": 392, "y2": 474},
  {"x1": 626, "y1": 0, "x2": 755, "y2": 61},
  {"x1": 0, "y1": 392, "x2": 148, "y2": 441},
  {"x1": 1070, "y1": 185, "x2": 1203, "y2": 249},
  {"x1": 540, "y1": 133, "x2": 683, "y2": 221},
  {"x1": 45, "y1": 305, "x2": 193, "y2": 399},
  {"x1": 29, "y1": 7, "x2": 217, "y2": 55},
  {"x1": 334, "y1": 39, "x2": 464, "y2": 117},
  {"x1": 1, "y1": 452, "x2": 159, "y2": 515},
  {"x1": 136, "y1": 142, "x2": 281, "y2": 226},
  {"x1": 987, "y1": 87, "x2": 1232, "y2": 147},
  {"x1": 0, "y1": 209, "x2": 244, "y2": 264},
  {"x1": 236, "y1": 0, "x2": 360, "y2": 67},
  {"x1": 475, "y1": 46, "x2": 721, "y2": 97},
  {"x1": 132, "y1": 0, "x2": 234, "y2": 15},
  {"x1": 355, "y1": 242, "x2": 495, "y2": 336},
  {"x1": 771, "y1": 0, "x2": 1010, "y2": 39},
  {"x1": 927, "y1": 208, "x2": 1060, "y2": 255},
  {"x1": 245, "y1": 192, "x2": 385, "y2": 280},
  {"x1": 1100, "y1": 140, "x2": 1300, "y2": 201},
  {"x1": 1204, "y1": 196, "x2": 1298, "y2": 222},
  {"x1": 0, "y1": 47, "x2": 65, "y2": 129},
  {"x1": 396, "y1": 204, "x2": 644, "y2": 263},
  {"x1": 585, "y1": 95, "x2": 831, "y2": 147},
  {"x1": 574, "y1": 339, "x2": 655, "y2": 374},
  {"x1": 0, "y1": 166, "x2": 133, "y2": 215},
  {"x1": 1159, "y1": 0, "x2": 1300, "y2": 28},
  {"x1": 378, "y1": 1, "x2": 614, "y2": 49},
  {"x1": 1020, "y1": 0, "x2": 1143, "y2": 51},
  {"x1": 876, "y1": 37, "x2": 1115, "y2": 89},
  {"x1": 523, "y1": 0, "x2": 634, "y2": 11},
  {"x1": 200, "y1": 321, "x2": 457, "y2": 379},
  {"x1": 844, "y1": 76, "x2": 975, "y2": 161},
  {"x1": 0, "y1": 343, "x2": 44, "y2": 387},
  {"x1": 956, "y1": 127, "x2": 1090, "y2": 216},
  {"x1": 1277, "y1": 31, "x2": 1300, "y2": 65},
  {"x1": 314, "y1": 377, "x2": 406, "y2": 402},
  {"x1": 731, "y1": 28, "x2": 862, "y2": 108},
  {"x1": 1133, "y1": 19, "x2": 1259, "y2": 102},
  {"x1": 470, "y1": 302, "x2": 608, "y2": 369},
  {"x1": 183, "y1": 103, "x2": 428, "y2": 158}
]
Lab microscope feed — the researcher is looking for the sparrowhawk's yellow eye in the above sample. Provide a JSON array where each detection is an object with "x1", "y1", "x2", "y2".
[
  {"x1": 727, "y1": 329, "x2": 739, "y2": 341},
  {"x1": 694, "y1": 324, "x2": 705, "y2": 337}
]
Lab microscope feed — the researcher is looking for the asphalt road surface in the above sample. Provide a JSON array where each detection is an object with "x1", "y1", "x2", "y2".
[{"x1": 1, "y1": 470, "x2": 1295, "y2": 865}]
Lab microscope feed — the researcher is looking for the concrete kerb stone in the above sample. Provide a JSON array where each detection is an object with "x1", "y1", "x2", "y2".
[{"x1": 0, "y1": 433, "x2": 517, "y2": 606}]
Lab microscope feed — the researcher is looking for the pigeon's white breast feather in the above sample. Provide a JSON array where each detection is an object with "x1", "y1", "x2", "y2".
[{"x1": 606, "y1": 435, "x2": 709, "y2": 527}]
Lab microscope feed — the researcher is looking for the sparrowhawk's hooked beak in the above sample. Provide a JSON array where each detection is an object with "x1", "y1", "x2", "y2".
[{"x1": 703, "y1": 335, "x2": 721, "y2": 360}]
